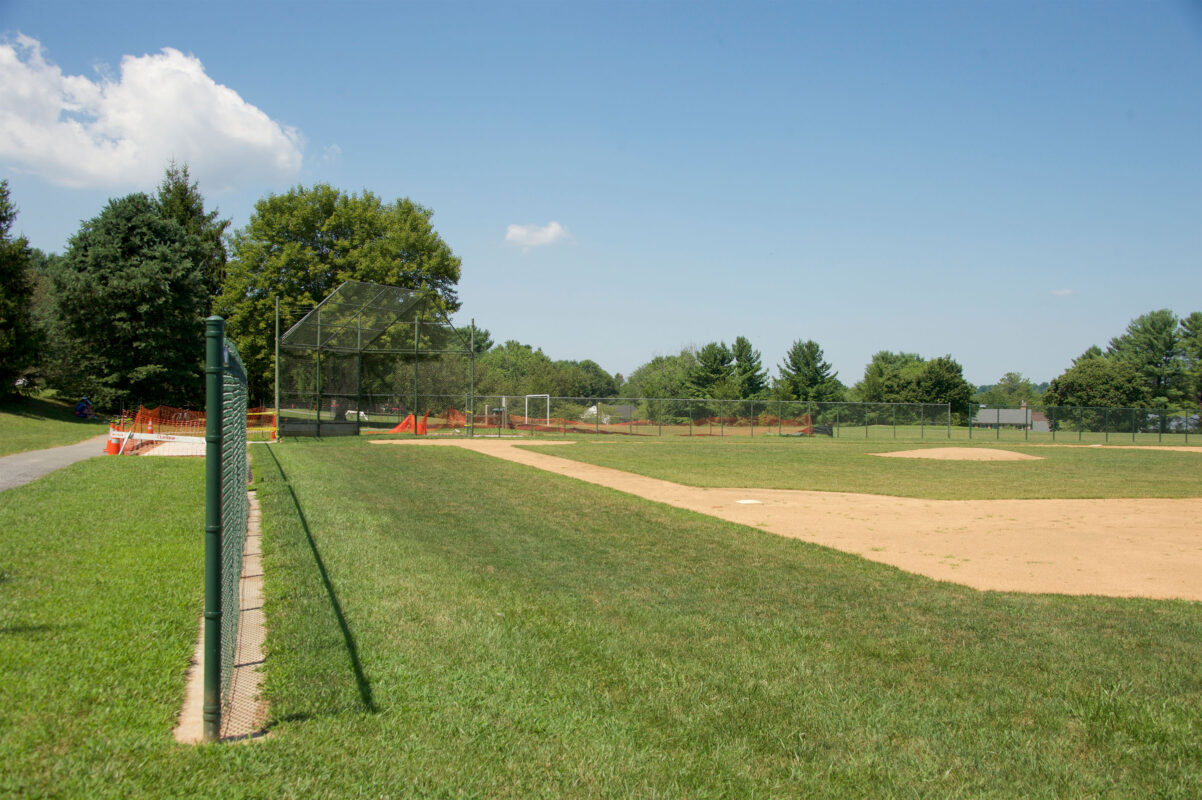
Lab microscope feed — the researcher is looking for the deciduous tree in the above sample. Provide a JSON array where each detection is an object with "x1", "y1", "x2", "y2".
[
  {"x1": 854, "y1": 351, "x2": 924, "y2": 403},
  {"x1": 215, "y1": 184, "x2": 462, "y2": 400},
  {"x1": 1043, "y1": 357, "x2": 1150, "y2": 409},
  {"x1": 974, "y1": 372, "x2": 1040, "y2": 408},
  {"x1": 0, "y1": 181, "x2": 40, "y2": 395},
  {"x1": 914, "y1": 355, "x2": 973, "y2": 414}
]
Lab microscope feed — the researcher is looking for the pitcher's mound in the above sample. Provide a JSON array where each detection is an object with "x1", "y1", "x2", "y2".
[{"x1": 875, "y1": 447, "x2": 1043, "y2": 461}]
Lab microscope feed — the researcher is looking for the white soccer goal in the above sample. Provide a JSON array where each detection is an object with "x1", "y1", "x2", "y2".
[{"x1": 525, "y1": 394, "x2": 550, "y2": 427}]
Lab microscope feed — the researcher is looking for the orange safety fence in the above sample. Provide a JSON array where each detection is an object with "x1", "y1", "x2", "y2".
[{"x1": 110, "y1": 405, "x2": 277, "y2": 442}]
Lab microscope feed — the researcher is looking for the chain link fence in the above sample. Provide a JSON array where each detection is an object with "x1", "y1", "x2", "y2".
[{"x1": 967, "y1": 404, "x2": 1199, "y2": 444}]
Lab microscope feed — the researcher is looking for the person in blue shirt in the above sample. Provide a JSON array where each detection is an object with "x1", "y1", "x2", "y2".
[{"x1": 74, "y1": 397, "x2": 95, "y2": 418}]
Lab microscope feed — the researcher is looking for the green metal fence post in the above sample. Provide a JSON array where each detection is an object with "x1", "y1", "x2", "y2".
[
  {"x1": 947, "y1": 403, "x2": 951, "y2": 440},
  {"x1": 1078, "y1": 407, "x2": 1082, "y2": 442},
  {"x1": 203, "y1": 316, "x2": 224, "y2": 742},
  {"x1": 468, "y1": 320, "x2": 475, "y2": 438},
  {"x1": 274, "y1": 297, "x2": 279, "y2": 439}
]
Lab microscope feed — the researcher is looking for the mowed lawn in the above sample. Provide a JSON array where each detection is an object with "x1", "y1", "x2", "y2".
[
  {"x1": 0, "y1": 395, "x2": 109, "y2": 457},
  {"x1": 2, "y1": 439, "x2": 1200, "y2": 797},
  {"x1": 527, "y1": 437, "x2": 1202, "y2": 499}
]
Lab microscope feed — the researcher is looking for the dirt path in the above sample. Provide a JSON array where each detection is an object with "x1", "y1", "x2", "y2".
[{"x1": 371, "y1": 439, "x2": 1202, "y2": 601}]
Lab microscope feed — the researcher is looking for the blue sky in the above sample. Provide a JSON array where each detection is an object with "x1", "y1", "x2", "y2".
[{"x1": 2, "y1": 0, "x2": 1199, "y2": 387}]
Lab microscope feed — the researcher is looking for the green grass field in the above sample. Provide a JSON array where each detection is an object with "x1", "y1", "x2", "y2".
[
  {"x1": 0, "y1": 395, "x2": 109, "y2": 457},
  {"x1": 2, "y1": 436, "x2": 1200, "y2": 797},
  {"x1": 525, "y1": 436, "x2": 1202, "y2": 499}
]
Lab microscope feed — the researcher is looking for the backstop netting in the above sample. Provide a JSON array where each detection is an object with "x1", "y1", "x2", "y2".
[
  {"x1": 203, "y1": 317, "x2": 249, "y2": 741},
  {"x1": 277, "y1": 281, "x2": 474, "y2": 436}
]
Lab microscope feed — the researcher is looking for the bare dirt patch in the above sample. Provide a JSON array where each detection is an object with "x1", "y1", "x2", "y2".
[
  {"x1": 370, "y1": 439, "x2": 1202, "y2": 601},
  {"x1": 875, "y1": 447, "x2": 1043, "y2": 461}
]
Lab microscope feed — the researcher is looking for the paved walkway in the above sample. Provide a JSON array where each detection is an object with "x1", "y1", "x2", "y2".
[{"x1": 0, "y1": 435, "x2": 110, "y2": 492}]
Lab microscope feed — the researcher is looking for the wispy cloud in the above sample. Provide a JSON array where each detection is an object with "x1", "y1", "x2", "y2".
[
  {"x1": 505, "y1": 221, "x2": 571, "y2": 250},
  {"x1": 321, "y1": 143, "x2": 342, "y2": 164},
  {"x1": 1050, "y1": 289, "x2": 1074, "y2": 297},
  {"x1": 0, "y1": 34, "x2": 304, "y2": 190}
]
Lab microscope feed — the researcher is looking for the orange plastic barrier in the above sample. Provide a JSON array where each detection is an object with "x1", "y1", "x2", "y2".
[{"x1": 389, "y1": 411, "x2": 429, "y2": 434}]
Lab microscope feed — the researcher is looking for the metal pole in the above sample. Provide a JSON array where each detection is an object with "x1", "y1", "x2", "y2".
[
  {"x1": 413, "y1": 317, "x2": 420, "y2": 426},
  {"x1": 274, "y1": 297, "x2": 280, "y2": 440},
  {"x1": 469, "y1": 319, "x2": 475, "y2": 438},
  {"x1": 202, "y1": 316, "x2": 224, "y2": 742},
  {"x1": 315, "y1": 311, "x2": 322, "y2": 437},
  {"x1": 947, "y1": 403, "x2": 951, "y2": 440}
]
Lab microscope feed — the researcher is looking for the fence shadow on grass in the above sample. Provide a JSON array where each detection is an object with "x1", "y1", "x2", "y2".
[{"x1": 263, "y1": 445, "x2": 377, "y2": 714}]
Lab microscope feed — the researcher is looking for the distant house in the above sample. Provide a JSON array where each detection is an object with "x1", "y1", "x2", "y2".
[
  {"x1": 582, "y1": 404, "x2": 636, "y2": 424},
  {"x1": 972, "y1": 403, "x2": 1049, "y2": 432}
]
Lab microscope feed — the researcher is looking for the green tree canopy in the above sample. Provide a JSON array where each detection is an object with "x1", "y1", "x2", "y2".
[
  {"x1": 1043, "y1": 357, "x2": 1151, "y2": 409},
  {"x1": 974, "y1": 372, "x2": 1041, "y2": 408},
  {"x1": 776, "y1": 339, "x2": 843, "y2": 402},
  {"x1": 622, "y1": 349, "x2": 697, "y2": 400},
  {"x1": 731, "y1": 336, "x2": 769, "y2": 399},
  {"x1": 215, "y1": 184, "x2": 462, "y2": 400},
  {"x1": 558, "y1": 359, "x2": 619, "y2": 398},
  {"x1": 1074, "y1": 345, "x2": 1104, "y2": 365},
  {"x1": 0, "y1": 181, "x2": 41, "y2": 395},
  {"x1": 1106, "y1": 309, "x2": 1187, "y2": 407},
  {"x1": 1180, "y1": 311, "x2": 1202, "y2": 407},
  {"x1": 854, "y1": 351, "x2": 924, "y2": 403},
  {"x1": 47, "y1": 193, "x2": 209, "y2": 409},
  {"x1": 687, "y1": 341, "x2": 736, "y2": 399},
  {"x1": 156, "y1": 163, "x2": 229, "y2": 302},
  {"x1": 474, "y1": 341, "x2": 557, "y2": 397},
  {"x1": 914, "y1": 355, "x2": 973, "y2": 414}
]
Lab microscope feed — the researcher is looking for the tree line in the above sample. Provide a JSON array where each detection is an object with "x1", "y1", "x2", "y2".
[{"x1": 2, "y1": 170, "x2": 1199, "y2": 416}]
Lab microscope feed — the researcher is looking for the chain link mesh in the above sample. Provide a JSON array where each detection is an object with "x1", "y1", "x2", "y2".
[{"x1": 219, "y1": 339, "x2": 249, "y2": 717}]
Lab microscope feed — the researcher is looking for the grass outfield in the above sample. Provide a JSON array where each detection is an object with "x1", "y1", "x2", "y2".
[
  {"x1": 3, "y1": 439, "x2": 1201, "y2": 797},
  {"x1": 524, "y1": 437, "x2": 1202, "y2": 499},
  {"x1": 0, "y1": 395, "x2": 109, "y2": 457}
]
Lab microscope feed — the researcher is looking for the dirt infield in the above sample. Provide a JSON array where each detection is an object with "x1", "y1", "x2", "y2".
[
  {"x1": 874, "y1": 447, "x2": 1042, "y2": 461},
  {"x1": 370, "y1": 439, "x2": 1202, "y2": 601}
]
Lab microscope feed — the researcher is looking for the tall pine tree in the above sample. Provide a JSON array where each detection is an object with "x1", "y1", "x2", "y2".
[{"x1": 778, "y1": 339, "x2": 842, "y2": 402}]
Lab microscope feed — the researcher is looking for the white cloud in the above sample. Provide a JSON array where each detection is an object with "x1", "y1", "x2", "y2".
[
  {"x1": 505, "y1": 220, "x2": 571, "y2": 250},
  {"x1": 321, "y1": 143, "x2": 343, "y2": 164},
  {"x1": 1050, "y1": 289, "x2": 1074, "y2": 296},
  {"x1": 0, "y1": 35, "x2": 303, "y2": 190}
]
